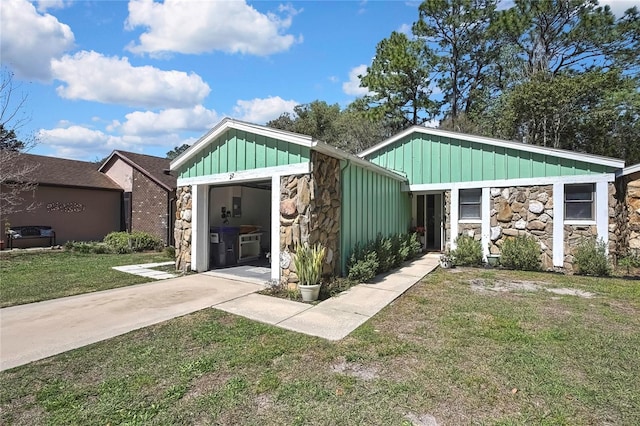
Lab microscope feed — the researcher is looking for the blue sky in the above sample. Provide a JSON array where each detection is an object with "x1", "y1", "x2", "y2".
[{"x1": 1, "y1": 0, "x2": 636, "y2": 161}]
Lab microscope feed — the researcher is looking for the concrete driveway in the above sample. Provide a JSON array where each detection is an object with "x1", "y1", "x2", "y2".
[{"x1": 0, "y1": 274, "x2": 262, "y2": 371}]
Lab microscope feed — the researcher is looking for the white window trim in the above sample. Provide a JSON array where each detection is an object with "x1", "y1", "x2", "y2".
[
  {"x1": 564, "y1": 220, "x2": 596, "y2": 226},
  {"x1": 459, "y1": 188, "x2": 482, "y2": 221},
  {"x1": 564, "y1": 183, "x2": 595, "y2": 222}
]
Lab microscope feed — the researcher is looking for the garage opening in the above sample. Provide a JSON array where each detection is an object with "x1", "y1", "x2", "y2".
[{"x1": 205, "y1": 180, "x2": 272, "y2": 284}]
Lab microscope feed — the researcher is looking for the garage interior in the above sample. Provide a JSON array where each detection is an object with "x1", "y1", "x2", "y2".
[{"x1": 206, "y1": 181, "x2": 272, "y2": 283}]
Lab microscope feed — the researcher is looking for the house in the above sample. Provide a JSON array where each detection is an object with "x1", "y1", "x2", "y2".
[
  {"x1": 170, "y1": 118, "x2": 409, "y2": 281},
  {"x1": 359, "y1": 126, "x2": 625, "y2": 273},
  {"x1": 1, "y1": 153, "x2": 123, "y2": 246},
  {"x1": 171, "y1": 118, "x2": 631, "y2": 280},
  {"x1": 99, "y1": 151, "x2": 177, "y2": 245}
]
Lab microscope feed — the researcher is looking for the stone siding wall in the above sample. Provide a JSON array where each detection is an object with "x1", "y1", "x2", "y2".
[
  {"x1": 174, "y1": 186, "x2": 192, "y2": 271},
  {"x1": 626, "y1": 177, "x2": 640, "y2": 253},
  {"x1": 280, "y1": 152, "x2": 341, "y2": 284},
  {"x1": 458, "y1": 223, "x2": 482, "y2": 240},
  {"x1": 489, "y1": 185, "x2": 554, "y2": 270}
]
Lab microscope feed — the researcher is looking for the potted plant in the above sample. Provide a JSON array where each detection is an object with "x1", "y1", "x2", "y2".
[
  {"x1": 439, "y1": 252, "x2": 452, "y2": 269},
  {"x1": 293, "y1": 242, "x2": 326, "y2": 302}
]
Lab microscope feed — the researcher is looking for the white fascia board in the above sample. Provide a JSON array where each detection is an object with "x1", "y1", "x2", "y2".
[
  {"x1": 617, "y1": 162, "x2": 640, "y2": 178},
  {"x1": 359, "y1": 126, "x2": 625, "y2": 169},
  {"x1": 312, "y1": 141, "x2": 408, "y2": 182},
  {"x1": 406, "y1": 173, "x2": 617, "y2": 192},
  {"x1": 170, "y1": 118, "x2": 314, "y2": 171},
  {"x1": 176, "y1": 162, "x2": 311, "y2": 187}
]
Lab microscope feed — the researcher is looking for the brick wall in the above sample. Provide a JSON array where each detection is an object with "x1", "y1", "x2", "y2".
[{"x1": 131, "y1": 169, "x2": 170, "y2": 244}]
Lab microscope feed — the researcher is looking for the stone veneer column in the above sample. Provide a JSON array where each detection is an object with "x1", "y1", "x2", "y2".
[
  {"x1": 489, "y1": 185, "x2": 554, "y2": 270},
  {"x1": 279, "y1": 152, "x2": 341, "y2": 284},
  {"x1": 173, "y1": 185, "x2": 192, "y2": 271},
  {"x1": 625, "y1": 177, "x2": 640, "y2": 254}
]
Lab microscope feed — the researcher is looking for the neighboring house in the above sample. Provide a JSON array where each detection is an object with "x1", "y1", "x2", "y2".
[
  {"x1": 100, "y1": 151, "x2": 177, "y2": 245},
  {"x1": 616, "y1": 163, "x2": 640, "y2": 254},
  {"x1": 171, "y1": 118, "x2": 632, "y2": 280},
  {"x1": 1, "y1": 153, "x2": 123, "y2": 246}
]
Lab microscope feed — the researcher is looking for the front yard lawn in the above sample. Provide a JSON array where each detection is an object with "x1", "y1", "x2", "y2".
[
  {"x1": 0, "y1": 251, "x2": 173, "y2": 308},
  {"x1": 1, "y1": 267, "x2": 638, "y2": 424}
]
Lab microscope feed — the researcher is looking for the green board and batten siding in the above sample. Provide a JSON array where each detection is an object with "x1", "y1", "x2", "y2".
[
  {"x1": 365, "y1": 134, "x2": 617, "y2": 185},
  {"x1": 340, "y1": 162, "x2": 411, "y2": 272},
  {"x1": 176, "y1": 129, "x2": 311, "y2": 178}
]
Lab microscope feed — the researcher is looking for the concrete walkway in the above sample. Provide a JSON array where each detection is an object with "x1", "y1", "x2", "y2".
[
  {"x1": 0, "y1": 253, "x2": 439, "y2": 371},
  {"x1": 217, "y1": 253, "x2": 440, "y2": 340},
  {"x1": 112, "y1": 261, "x2": 178, "y2": 280},
  {"x1": 0, "y1": 275, "x2": 262, "y2": 371}
]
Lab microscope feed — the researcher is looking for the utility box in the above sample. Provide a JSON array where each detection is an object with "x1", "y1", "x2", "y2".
[{"x1": 210, "y1": 226, "x2": 240, "y2": 268}]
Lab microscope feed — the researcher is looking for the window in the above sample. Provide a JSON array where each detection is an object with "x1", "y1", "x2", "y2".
[
  {"x1": 565, "y1": 184, "x2": 594, "y2": 221},
  {"x1": 459, "y1": 188, "x2": 482, "y2": 220}
]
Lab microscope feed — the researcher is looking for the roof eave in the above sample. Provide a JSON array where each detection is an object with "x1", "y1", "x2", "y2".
[
  {"x1": 617, "y1": 162, "x2": 640, "y2": 178},
  {"x1": 170, "y1": 118, "x2": 314, "y2": 171},
  {"x1": 109, "y1": 151, "x2": 174, "y2": 192},
  {"x1": 359, "y1": 126, "x2": 625, "y2": 169},
  {"x1": 312, "y1": 141, "x2": 407, "y2": 182}
]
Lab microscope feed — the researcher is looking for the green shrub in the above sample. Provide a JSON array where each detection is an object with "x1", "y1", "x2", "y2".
[
  {"x1": 407, "y1": 232, "x2": 422, "y2": 259},
  {"x1": 375, "y1": 235, "x2": 395, "y2": 273},
  {"x1": 347, "y1": 242, "x2": 379, "y2": 282},
  {"x1": 320, "y1": 277, "x2": 357, "y2": 299},
  {"x1": 103, "y1": 231, "x2": 163, "y2": 254},
  {"x1": 390, "y1": 234, "x2": 405, "y2": 267},
  {"x1": 450, "y1": 234, "x2": 483, "y2": 266},
  {"x1": 165, "y1": 245, "x2": 176, "y2": 259},
  {"x1": 346, "y1": 232, "x2": 420, "y2": 282},
  {"x1": 574, "y1": 237, "x2": 610, "y2": 276},
  {"x1": 103, "y1": 232, "x2": 132, "y2": 253},
  {"x1": 500, "y1": 235, "x2": 541, "y2": 271},
  {"x1": 64, "y1": 241, "x2": 112, "y2": 254}
]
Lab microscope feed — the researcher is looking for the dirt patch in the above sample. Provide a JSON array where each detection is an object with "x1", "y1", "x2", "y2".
[
  {"x1": 546, "y1": 288, "x2": 595, "y2": 298},
  {"x1": 470, "y1": 279, "x2": 595, "y2": 298},
  {"x1": 254, "y1": 394, "x2": 273, "y2": 413},
  {"x1": 183, "y1": 372, "x2": 230, "y2": 401},
  {"x1": 330, "y1": 358, "x2": 378, "y2": 381},
  {"x1": 405, "y1": 412, "x2": 439, "y2": 426}
]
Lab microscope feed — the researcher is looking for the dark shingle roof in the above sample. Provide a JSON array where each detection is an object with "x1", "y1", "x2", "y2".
[
  {"x1": 101, "y1": 151, "x2": 176, "y2": 191},
  {"x1": 9, "y1": 152, "x2": 122, "y2": 190}
]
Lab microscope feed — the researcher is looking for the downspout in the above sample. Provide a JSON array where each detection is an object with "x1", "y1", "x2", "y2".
[{"x1": 167, "y1": 193, "x2": 175, "y2": 247}]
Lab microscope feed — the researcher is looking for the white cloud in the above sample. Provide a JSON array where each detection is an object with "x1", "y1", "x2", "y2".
[
  {"x1": 111, "y1": 105, "x2": 219, "y2": 136},
  {"x1": 38, "y1": 125, "x2": 135, "y2": 160},
  {"x1": 38, "y1": 123, "x2": 187, "y2": 160},
  {"x1": 599, "y1": 0, "x2": 639, "y2": 16},
  {"x1": 51, "y1": 50, "x2": 211, "y2": 108},
  {"x1": 342, "y1": 64, "x2": 371, "y2": 96},
  {"x1": 233, "y1": 96, "x2": 298, "y2": 123},
  {"x1": 36, "y1": 0, "x2": 72, "y2": 12},
  {"x1": 0, "y1": 0, "x2": 74, "y2": 81},
  {"x1": 125, "y1": 0, "x2": 301, "y2": 57},
  {"x1": 397, "y1": 23, "x2": 411, "y2": 35}
]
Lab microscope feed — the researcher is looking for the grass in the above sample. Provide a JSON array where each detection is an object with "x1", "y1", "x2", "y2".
[
  {"x1": 2, "y1": 267, "x2": 639, "y2": 424},
  {"x1": 0, "y1": 250, "x2": 173, "y2": 307}
]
